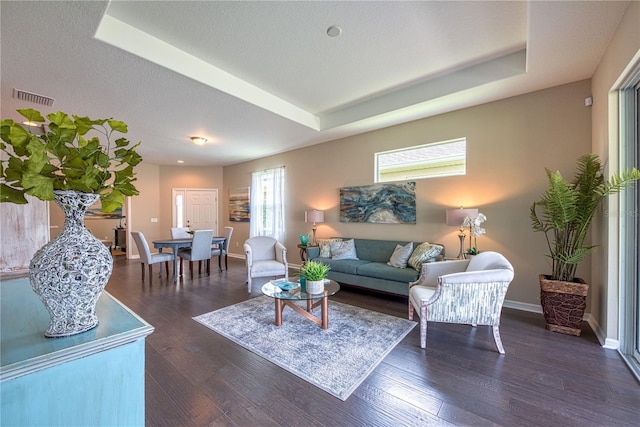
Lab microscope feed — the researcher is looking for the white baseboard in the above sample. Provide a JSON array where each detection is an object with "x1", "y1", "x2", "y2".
[
  {"x1": 503, "y1": 300, "x2": 541, "y2": 313},
  {"x1": 603, "y1": 338, "x2": 619, "y2": 350}
]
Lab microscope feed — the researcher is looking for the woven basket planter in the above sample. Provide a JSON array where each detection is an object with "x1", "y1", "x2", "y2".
[{"x1": 539, "y1": 274, "x2": 588, "y2": 336}]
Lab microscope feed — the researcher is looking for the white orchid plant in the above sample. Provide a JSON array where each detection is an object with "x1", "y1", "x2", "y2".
[{"x1": 463, "y1": 213, "x2": 487, "y2": 255}]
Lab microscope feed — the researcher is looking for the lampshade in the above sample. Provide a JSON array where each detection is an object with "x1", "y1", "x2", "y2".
[
  {"x1": 446, "y1": 208, "x2": 478, "y2": 226},
  {"x1": 305, "y1": 210, "x2": 324, "y2": 224}
]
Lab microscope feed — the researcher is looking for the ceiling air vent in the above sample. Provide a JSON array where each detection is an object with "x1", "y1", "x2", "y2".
[{"x1": 13, "y1": 88, "x2": 55, "y2": 107}]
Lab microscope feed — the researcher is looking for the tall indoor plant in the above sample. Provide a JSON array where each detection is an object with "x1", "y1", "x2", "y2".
[
  {"x1": 1, "y1": 108, "x2": 142, "y2": 337},
  {"x1": 530, "y1": 153, "x2": 640, "y2": 335}
]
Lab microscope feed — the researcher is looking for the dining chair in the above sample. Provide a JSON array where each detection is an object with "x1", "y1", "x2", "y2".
[
  {"x1": 179, "y1": 229, "x2": 214, "y2": 278},
  {"x1": 170, "y1": 227, "x2": 190, "y2": 239},
  {"x1": 130, "y1": 231, "x2": 173, "y2": 284},
  {"x1": 211, "y1": 226, "x2": 233, "y2": 271},
  {"x1": 243, "y1": 236, "x2": 288, "y2": 293},
  {"x1": 408, "y1": 251, "x2": 514, "y2": 354}
]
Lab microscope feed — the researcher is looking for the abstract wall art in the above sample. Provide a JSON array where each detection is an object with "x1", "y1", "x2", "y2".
[
  {"x1": 229, "y1": 187, "x2": 250, "y2": 222},
  {"x1": 339, "y1": 182, "x2": 416, "y2": 223}
]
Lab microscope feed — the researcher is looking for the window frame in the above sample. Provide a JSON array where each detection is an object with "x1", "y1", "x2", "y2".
[{"x1": 374, "y1": 138, "x2": 467, "y2": 183}]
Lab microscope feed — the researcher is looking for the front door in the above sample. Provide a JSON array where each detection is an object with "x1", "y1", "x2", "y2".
[{"x1": 172, "y1": 189, "x2": 218, "y2": 235}]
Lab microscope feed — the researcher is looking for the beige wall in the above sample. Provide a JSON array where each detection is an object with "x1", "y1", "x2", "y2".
[
  {"x1": 127, "y1": 162, "x2": 162, "y2": 257},
  {"x1": 223, "y1": 80, "x2": 592, "y2": 307},
  {"x1": 591, "y1": 1, "x2": 640, "y2": 341}
]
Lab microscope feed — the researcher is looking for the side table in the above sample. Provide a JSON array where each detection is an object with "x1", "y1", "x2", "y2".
[{"x1": 297, "y1": 244, "x2": 318, "y2": 263}]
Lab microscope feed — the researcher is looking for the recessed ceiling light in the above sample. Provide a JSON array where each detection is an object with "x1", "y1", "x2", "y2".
[
  {"x1": 327, "y1": 25, "x2": 342, "y2": 37},
  {"x1": 190, "y1": 136, "x2": 207, "y2": 146},
  {"x1": 177, "y1": 160, "x2": 184, "y2": 164}
]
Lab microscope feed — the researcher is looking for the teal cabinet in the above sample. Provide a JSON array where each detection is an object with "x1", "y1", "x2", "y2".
[{"x1": 1, "y1": 278, "x2": 154, "y2": 426}]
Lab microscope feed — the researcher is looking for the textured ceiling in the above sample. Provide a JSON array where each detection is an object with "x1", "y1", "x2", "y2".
[{"x1": 0, "y1": 1, "x2": 631, "y2": 166}]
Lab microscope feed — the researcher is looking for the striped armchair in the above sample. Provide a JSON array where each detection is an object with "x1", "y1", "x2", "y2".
[{"x1": 408, "y1": 251, "x2": 514, "y2": 354}]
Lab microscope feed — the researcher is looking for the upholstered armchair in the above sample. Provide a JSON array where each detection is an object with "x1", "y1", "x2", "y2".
[
  {"x1": 408, "y1": 251, "x2": 514, "y2": 354},
  {"x1": 244, "y1": 236, "x2": 288, "y2": 293}
]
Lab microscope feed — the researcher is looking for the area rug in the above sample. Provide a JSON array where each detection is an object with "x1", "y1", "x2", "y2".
[{"x1": 193, "y1": 296, "x2": 416, "y2": 400}]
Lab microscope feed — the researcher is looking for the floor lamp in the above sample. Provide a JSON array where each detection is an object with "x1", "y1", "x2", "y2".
[
  {"x1": 446, "y1": 207, "x2": 478, "y2": 259},
  {"x1": 305, "y1": 210, "x2": 324, "y2": 246}
]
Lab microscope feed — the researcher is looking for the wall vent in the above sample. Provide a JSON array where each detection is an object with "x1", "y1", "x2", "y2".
[{"x1": 13, "y1": 88, "x2": 55, "y2": 106}]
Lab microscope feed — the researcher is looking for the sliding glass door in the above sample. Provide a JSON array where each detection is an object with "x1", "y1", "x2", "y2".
[{"x1": 619, "y1": 78, "x2": 640, "y2": 380}]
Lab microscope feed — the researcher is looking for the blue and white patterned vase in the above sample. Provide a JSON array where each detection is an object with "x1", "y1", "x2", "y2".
[{"x1": 29, "y1": 190, "x2": 113, "y2": 337}]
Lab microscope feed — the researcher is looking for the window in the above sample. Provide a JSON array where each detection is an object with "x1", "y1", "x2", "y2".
[
  {"x1": 250, "y1": 167, "x2": 285, "y2": 241},
  {"x1": 375, "y1": 138, "x2": 466, "y2": 183},
  {"x1": 175, "y1": 194, "x2": 184, "y2": 227}
]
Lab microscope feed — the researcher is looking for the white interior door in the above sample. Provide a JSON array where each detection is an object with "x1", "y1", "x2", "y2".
[{"x1": 172, "y1": 188, "x2": 218, "y2": 235}]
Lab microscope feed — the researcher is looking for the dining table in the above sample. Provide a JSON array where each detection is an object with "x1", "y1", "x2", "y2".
[{"x1": 152, "y1": 236, "x2": 226, "y2": 282}]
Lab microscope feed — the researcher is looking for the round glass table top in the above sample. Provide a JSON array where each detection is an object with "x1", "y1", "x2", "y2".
[{"x1": 261, "y1": 278, "x2": 340, "y2": 301}]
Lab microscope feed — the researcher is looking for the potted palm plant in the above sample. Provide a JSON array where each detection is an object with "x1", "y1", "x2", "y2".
[
  {"x1": 300, "y1": 260, "x2": 330, "y2": 294},
  {"x1": 530, "y1": 153, "x2": 640, "y2": 336},
  {"x1": 1, "y1": 108, "x2": 142, "y2": 337}
]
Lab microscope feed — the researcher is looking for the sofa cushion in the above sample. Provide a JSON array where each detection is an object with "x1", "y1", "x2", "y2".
[
  {"x1": 357, "y1": 262, "x2": 420, "y2": 283},
  {"x1": 387, "y1": 242, "x2": 414, "y2": 268},
  {"x1": 408, "y1": 242, "x2": 444, "y2": 271},
  {"x1": 316, "y1": 257, "x2": 370, "y2": 275},
  {"x1": 330, "y1": 239, "x2": 359, "y2": 260}
]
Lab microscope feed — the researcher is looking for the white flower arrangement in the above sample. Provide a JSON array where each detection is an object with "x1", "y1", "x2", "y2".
[{"x1": 463, "y1": 213, "x2": 487, "y2": 255}]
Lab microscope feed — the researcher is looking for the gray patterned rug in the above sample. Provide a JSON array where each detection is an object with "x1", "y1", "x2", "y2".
[{"x1": 193, "y1": 296, "x2": 416, "y2": 400}]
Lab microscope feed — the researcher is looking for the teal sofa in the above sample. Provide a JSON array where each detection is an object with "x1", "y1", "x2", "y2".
[{"x1": 306, "y1": 238, "x2": 445, "y2": 297}]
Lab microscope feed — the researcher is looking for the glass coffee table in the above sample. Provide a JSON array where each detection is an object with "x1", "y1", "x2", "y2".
[{"x1": 261, "y1": 279, "x2": 340, "y2": 329}]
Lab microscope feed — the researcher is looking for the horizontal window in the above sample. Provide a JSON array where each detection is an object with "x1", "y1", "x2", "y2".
[{"x1": 375, "y1": 138, "x2": 466, "y2": 182}]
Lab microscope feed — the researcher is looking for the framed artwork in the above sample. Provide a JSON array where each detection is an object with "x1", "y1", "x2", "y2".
[
  {"x1": 85, "y1": 200, "x2": 124, "y2": 219},
  {"x1": 340, "y1": 182, "x2": 416, "y2": 224},
  {"x1": 229, "y1": 187, "x2": 250, "y2": 222}
]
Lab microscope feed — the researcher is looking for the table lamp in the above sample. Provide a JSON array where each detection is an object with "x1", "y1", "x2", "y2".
[
  {"x1": 446, "y1": 207, "x2": 478, "y2": 259},
  {"x1": 305, "y1": 210, "x2": 324, "y2": 246}
]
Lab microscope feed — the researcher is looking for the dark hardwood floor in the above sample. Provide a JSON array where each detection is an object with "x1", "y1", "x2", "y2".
[{"x1": 105, "y1": 256, "x2": 640, "y2": 427}]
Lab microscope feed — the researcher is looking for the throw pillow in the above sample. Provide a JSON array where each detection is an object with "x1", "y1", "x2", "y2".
[
  {"x1": 407, "y1": 242, "x2": 444, "y2": 271},
  {"x1": 330, "y1": 239, "x2": 359, "y2": 260},
  {"x1": 318, "y1": 238, "x2": 342, "y2": 258},
  {"x1": 387, "y1": 242, "x2": 414, "y2": 268}
]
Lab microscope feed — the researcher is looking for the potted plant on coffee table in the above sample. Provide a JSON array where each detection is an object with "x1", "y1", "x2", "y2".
[
  {"x1": 1, "y1": 108, "x2": 142, "y2": 337},
  {"x1": 530, "y1": 153, "x2": 640, "y2": 336},
  {"x1": 300, "y1": 260, "x2": 330, "y2": 294}
]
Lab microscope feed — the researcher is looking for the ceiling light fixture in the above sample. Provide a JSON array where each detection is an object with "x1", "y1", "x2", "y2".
[
  {"x1": 326, "y1": 25, "x2": 342, "y2": 37},
  {"x1": 190, "y1": 136, "x2": 207, "y2": 146}
]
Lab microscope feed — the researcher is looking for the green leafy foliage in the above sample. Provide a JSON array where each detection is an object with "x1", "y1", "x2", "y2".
[
  {"x1": 300, "y1": 260, "x2": 331, "y2": 281},
  {"x1": 0, "y1": 108, "x2": 142, "y2": 212},
  {"x1": 530, "y1": 154, "x2": 640, "y2": 282}
]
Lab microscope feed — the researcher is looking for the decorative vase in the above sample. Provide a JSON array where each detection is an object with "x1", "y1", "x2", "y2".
[
  {"x1": 306, "y1": 279, "x2": 325, "y2": 294},
  {"x1": 29, "y1": 190, "x2": 114, "y2": 337},
  {"x1": 539, "y1": 274, "x2": 588, "y2": 336},
  {"x1": 299, "y1": 234, "x2": 310, "y2": 246}
]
